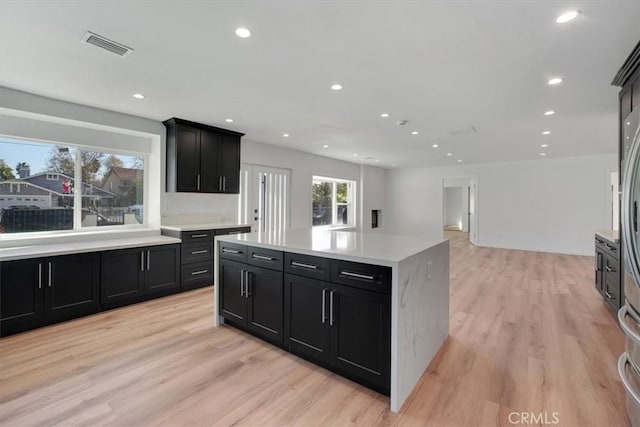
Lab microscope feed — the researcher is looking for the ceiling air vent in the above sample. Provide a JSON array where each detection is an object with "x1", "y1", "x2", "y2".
[
  {"x1": 448, "y1": 126, "x2": 478, "y2": 136},
  {"x1": 81, "y1": 31, "x2": 133, "y2": 57}
]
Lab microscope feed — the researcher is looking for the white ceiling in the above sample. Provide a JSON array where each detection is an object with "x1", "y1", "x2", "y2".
[{"x1": 0, "y1": 1, "x2": 638, "y2": 168}]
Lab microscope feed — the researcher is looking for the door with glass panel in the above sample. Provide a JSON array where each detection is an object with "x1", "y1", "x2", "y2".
[{"x1": 238, "y1": 164, "x2": 290, "y2": 233}]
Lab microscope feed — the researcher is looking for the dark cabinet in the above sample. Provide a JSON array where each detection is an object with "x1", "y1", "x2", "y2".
[
  {"x1": 595, "y1": 234, "x2": 621, "y2": 311},
  {"x1": 101, "y1": 244, "x2": 180, "y2": 308},
  {"x1": 0, "y1": 253, "x2": 100, "y2": 337},
  {"x1": 164, "y1": 117, "x2": 243, "y2": 194},
  {"x1": 220, "y1": 259, "x2": 284, "y2": 344}
]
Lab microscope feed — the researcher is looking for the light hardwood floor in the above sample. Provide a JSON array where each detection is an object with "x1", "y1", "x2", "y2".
[{"x1": 0, "y1": 232, "x2": 628, "y2": 426}]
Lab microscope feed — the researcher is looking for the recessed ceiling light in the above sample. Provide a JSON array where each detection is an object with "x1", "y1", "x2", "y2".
[
  {"x1": 432, "y1": 144, "x2": 439, "y2": 148},
  {"x1": 331, "y1": 84, "x2": 343, "y2": 91},
  {"x1": 391, "y1": 164, "x2": 396, "y2": 167},
  {"x1": 446, "y1": 153, "x2": 453, "y2": 156},
  {"x1": 540, "y1": 152, "x2": 547, "y2": 156},
  {"x1": 323, "y1": 144, "x2": 329, "y2": 148},
  {"x1": 353, "y1": 153, "x2": 358, "y2": 157},
  {"x1": 225, "y1": 118, "x2": 234, "y2": 123},
  {"x1": 235, "y1": 27, "x2": 251, "y2": 38},
  {"x1": 556, "y1": 10, "x2": 579, "y2": 24},
  {"x1": 544, "y1": 110, "x2": 556, "y2": 116},
  {"x1": 411, "y1": 131, "x2": 419, "y2": 135},
  {"x1": 375, "y1": 159, "x2": 380, "y2": 162},
  {"x1": 380, "y1": 113, "x2": 390, "y2": 118},
  {"x1": 132, "y1": 93, "x2": 145, "y2": 99},
  {"x1": 542, "y1": 131, "x2": 551, "y2": 135},
  {"x1": 283, "y1": 133, "x2": 289, "y2": 137},
  {"x1": 541, "y1": 144, "x2": 549, "y2": 148},
  {"x1": 548, "y1": 77, "x2": 563, "y2": 85},
  {"x1": 457, "y1": 159, "x2": 462, "y2": 163}
]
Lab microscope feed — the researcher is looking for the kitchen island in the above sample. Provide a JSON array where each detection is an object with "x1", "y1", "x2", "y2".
[{"x1": 214, "y1": 228, "x2": 449, "y2": 412}]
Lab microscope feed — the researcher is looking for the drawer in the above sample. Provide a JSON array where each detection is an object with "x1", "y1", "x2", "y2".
[
  {"x1": 215, "y1": 227, "x2": 251, "y2": 236},
  {"x1": 604, "y1": 254, "x2": 619, "y2": 277},
  {"x1": 596, "y1": 236, "x2": 619, "y2": 259},
  {"x1": 331, "y1": 260, "x2": 391, "y2": 294},
  {"x1": 182, "y1": 230, "x2": 214, "y2": 243},
  {"x1": 284, "y1": 252, "x2": 331, "y2": 281},
  {"x1": 219, "y1": 242, "x2": 248, "y2": 262},
  {"x1": 181, "y1": 261, "x2": 214, "y2": 288},
  {"x1": 182, "y1": 241, "x2": 214, "y2": 264},
  {"x1": 247, "y1": 246, "x2": 283, "y2": 271}
]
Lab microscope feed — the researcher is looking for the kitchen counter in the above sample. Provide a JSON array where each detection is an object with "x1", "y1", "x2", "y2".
[
  {"x1": 214, "y1": 228, "x2": 449, "y2": 412},
  {"x1": 596, "y1": 229, "x2": 619, "y2": 243},
  {"x1": 0, "y1": 235, "x2": 180, "y2": 262},
  {"x1": 161, "y1": 222, "x2": 251, "y2": 232}
]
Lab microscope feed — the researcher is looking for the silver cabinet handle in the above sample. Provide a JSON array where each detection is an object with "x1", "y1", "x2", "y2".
[
  {"x1": 606, "y1": 266, "x2": 615, "y2": 273},
  {"x1": 191, "y1": 269, "x2": 209, "y2": 276},
  {"x1": 605, "y1": 291, "x2": 614, "y2": 299},
  {"x1": 252, "y1": 254, "x2": 275, "y2": 261},
  {"x1": 140, "y1": 251, "x2": 145, "y2": 271},
  {"x1": 619, "y1": 354, "x2": 640, "y2": 405},
  {"x1": 190, "y1": 233, "x2": 208, "y2": 238},
  {"x1": 191, "y1": 249, "x2": 209, "y2": 255},
  {"x1": 291, "y1": 261, "x2": 317, "y2": 270},
  {"x1": 218, "y1": 176, "x2": 223, "y2": 191},
  {"x1": 606, "y1": 244, "x2": 617, "y2": 251},
  {"x1": 38, "y1": 263, "x2": 42, "y2": 289},
  {"x1": 321, "y1": 288, "x2": 327, "y2": 324},
  {"x1": 222, "y1": 248, "x2": 241, "y2": 254},
  {"x1": 147, "y1": 250, "x2": 150, "y2": 271},
  {"x1": 245, "y1": 270, "x2": 251, "y2": 298},
  {"x1": 197, "y1": 174, "x2": 201, "y2": 191},
  {"x1": 223, "y1": 176, "x2": 226, "y2": 192},
  {"x1": 340, "y1": 271, "x2": 375, "y2": 281},
  {"x1": 329, "y1": 290, "x2": 335, "y2": 326},
  {"x1": 48, "y1": 262, "x2": 52, "y2": 287},
  {"x1": 240, "y1": 269, "x2": 245, "y2": 297}
]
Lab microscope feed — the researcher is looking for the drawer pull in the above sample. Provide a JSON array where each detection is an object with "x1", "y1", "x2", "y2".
[
  {"x1": 606, "y1": 266, "x2": 616, "y2": 273},
  {"x1": 340, "y1": 271, "x2": 376, "y2": 281},
  {"x1": 291, "y1": 261, "x2": 318, "y2": 270},
  {"x1": 605, "y1": 291, "x2": 614, "y2": 299},
  {"x1": 191, "y1": 269, "x2": 209, "y2": 276},
  {"x1": 252, "y1": 254, "x2": 275, "y2": 261},
  {"x1": 606, "y1": 244, "x2": 617, "y2": 252},
  {"x1": 222, "y1": 248, "x2": 242, "y2": 254},
  {"x1": 190, "y1": 233, "x2": 209, "y2": 238},
  {"x1": 191, "y1": 249, "x2": 209, "y2": 255}
]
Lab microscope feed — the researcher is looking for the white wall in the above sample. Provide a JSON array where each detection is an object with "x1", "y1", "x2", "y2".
[
  {"x1": 385, "y1": 153, "x2": 617, "y2": 255},
  {"x1": 360, "y1": 165, "x2": 386, "y2": 233},
  {"x1": 443, "y1": 187, "x2": 463, "y2": 228}
]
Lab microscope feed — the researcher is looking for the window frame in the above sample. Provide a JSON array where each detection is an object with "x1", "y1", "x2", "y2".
[
  {"x1": 312, "y1": 175, "x2": 357, "y2": 229},
  {"x1": 0, "y1": 135, "x2": 149, "y2": 237}
]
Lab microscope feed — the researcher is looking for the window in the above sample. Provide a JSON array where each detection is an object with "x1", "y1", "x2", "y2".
[
  {"x1": 312, "y1": 176, "x2": 356, "y2": 228},
  {"x1": 0, "y1": 137, "x2": 146, "y2": 234}
]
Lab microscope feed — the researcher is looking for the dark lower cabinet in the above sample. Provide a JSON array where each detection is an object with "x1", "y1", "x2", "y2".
[
  {"x1": 101, "y1": 244, "x2": 180, "y2": 308},
  {"x1": 220, "y1": 259, "x2": 284, "y2": 344},
  {"x1": 1, "y1": 253, "x2": 100, "y2": 337},
  {"x1": 284, "y1": 273, "x2": 390, "y2": 393},
  {"x1": 595, "y1": 234, "x2": 621, "y2": 312}
]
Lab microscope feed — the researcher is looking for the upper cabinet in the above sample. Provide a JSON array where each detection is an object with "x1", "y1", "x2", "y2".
[{"x1": 164, "y1": 118, "x2": 244, "y2": 194}]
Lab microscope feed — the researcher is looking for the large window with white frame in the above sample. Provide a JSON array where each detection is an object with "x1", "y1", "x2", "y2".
[
  {"x1": 312, "y1": 176, "x2": 356, "y2": 228},
  {"x1": 0, "y1": 137, "x2": 146, "y2": 234}
]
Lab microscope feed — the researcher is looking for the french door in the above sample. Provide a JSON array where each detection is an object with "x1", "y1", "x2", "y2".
[{"x1": 238, "y1": 164, "x2": 291, "y2": 233}]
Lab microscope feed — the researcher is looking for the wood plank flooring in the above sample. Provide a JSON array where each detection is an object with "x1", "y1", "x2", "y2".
[{"x1": 0, "y1": 232, "x2": 628, "y2": 426}]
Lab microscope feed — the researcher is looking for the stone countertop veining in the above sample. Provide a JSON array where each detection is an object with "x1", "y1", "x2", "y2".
[
  {"x1": 161, "y1": 223, "x2": 251, "y2": 232},
  {"x1": 0, "y1": 235, "x2": 181, "y2": 262},
  {"x1": 596, "y1": 229, "x2": 619, "y2": 243},
  {"x1": 215, "y1": 228, "x2": 446, "y2": 266}
]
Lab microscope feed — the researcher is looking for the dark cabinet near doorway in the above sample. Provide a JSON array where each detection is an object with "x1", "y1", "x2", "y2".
[
  {"x1": 101, "y1": 244, "x2": 180, "y2": 309},
  {"x1": 164, "y1": 117, "x2": 243, "y2": 194},
  {"x1": 0, "y1": 253, "x2": 100, "y2": 336},
  {"x1": 595, "y1": 234, "x2": 620, "y2": 311}
]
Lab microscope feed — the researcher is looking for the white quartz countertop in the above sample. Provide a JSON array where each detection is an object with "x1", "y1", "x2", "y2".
[
  {"x1": 0, "y1": 235, "x2": 181, "y2": 262},
  {"x1": 215, "y1": 228, "x2": 446, "y2": 266},
  {"x1": 596, "y1": 229, "x2": 619, "y2": 243},
  {"x1": 161, "y1": 223, "x2": 251, "y2": 232}
]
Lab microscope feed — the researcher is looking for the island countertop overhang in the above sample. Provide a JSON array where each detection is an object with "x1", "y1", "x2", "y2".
[{"x1": 214, "y1": 228, "x2": 446, "y2": 267}]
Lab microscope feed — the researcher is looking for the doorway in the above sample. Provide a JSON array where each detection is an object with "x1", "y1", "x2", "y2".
[
  {"x1": 238, "y1": 164, "x2": 291, "y2": 233},
  {"x1": 442, "y1": 176, "x2": 478, "y2": 245}
]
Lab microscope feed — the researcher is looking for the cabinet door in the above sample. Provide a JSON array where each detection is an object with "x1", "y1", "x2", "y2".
[
  {"x1": 219, "y1": 260, "x2": 247, "y2": 324},
  {"x1": 595, "y1": 249, "x2": 604, "y2": 296},
  {"x1": 0, "y1": 259, "x2": 44, "y2": 335},
  {"x1": 246, "y1": 266, "x2": 283, "y2": 344},
  {"x1": 329, "y1": 285, "x2": 390, "y2": 393},
  {"x1": 44, "y1": 253, "x2": 100, "y2": 323},
  {"x1": 219, "y1": 134, "x2": 241, "y2": 193},
  {"x1": 145, "y1": 245, "x2": 180, "y2": 295},
  {"x1": 176, "y1": 125, "x2": 201, "y2": 192},
  {"x1": 101, "y1": 248, "x2": 145, "y2": 307},
  {"x1": 199, "y1": 129, "x2": 222, "y2": 193},
  {"x1": 284, "y1": 274, "x2": 331, "y2": 365}
]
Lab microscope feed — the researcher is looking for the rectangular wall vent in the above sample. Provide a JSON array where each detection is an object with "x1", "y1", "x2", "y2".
[
  {"x1": 448, "y1": 126, "x2": 478, "y2": 136},
  {"x1": 81, "y1": 31, "x2": 133, "y2": 57}
]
